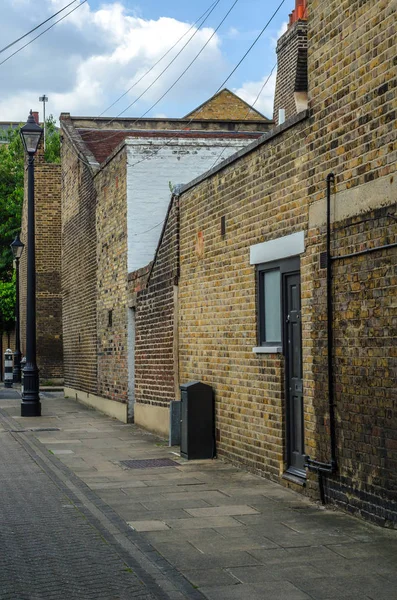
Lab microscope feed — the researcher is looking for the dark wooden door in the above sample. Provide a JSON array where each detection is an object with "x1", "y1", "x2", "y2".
[{"x1": 284, "y1": 271, "x2": 305, "y2": 477}]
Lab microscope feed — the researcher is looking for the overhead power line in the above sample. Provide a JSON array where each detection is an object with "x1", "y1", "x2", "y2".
[
  {"x1": 0, "y1": 0, "x2": 79, "y2": 55},
  {"x1": 114, "y1": 0, "x2": 240, "y2": 123},
  {"x1": 126, "y1": 0, "x2": 286, "y2": 169},
  {"x1": 213, "y1": 0, "x2": 285, "y2": 92},
  {"x1": 210, "y1": 62, "x2": 277, "y2": 168},
  {"x1": 63, "y1": 0, "x2": 286, "y2": 181},
  {"x1": 97, "y1": 0, "x2": 221, "y2": 118},
  {"x1": 86, "y1": 0, "x2": 240, "y2": 147},
  {"x1": 0, "y1": 1, "x2": 87, "y2": 67}
]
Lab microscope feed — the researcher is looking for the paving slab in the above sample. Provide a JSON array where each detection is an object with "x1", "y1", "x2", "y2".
[
  {"x1": 165, "y1": 516, "x2": 243, "y2": 530},
  {"x1": 1, "y1": 393, "x2": 396, "y2": 600},
  {"x1": 185, "y1": 505, "x2": 259, "y2": 517},
  {"x1": 182, "y1": 569, "x2": 239, "y2": 588},
  {"x1": 200, "y1": 581, "x2": 312, "y2": 600},
  {"x1": 129, "y1": 520, "x2": 170, "y2": 532}
]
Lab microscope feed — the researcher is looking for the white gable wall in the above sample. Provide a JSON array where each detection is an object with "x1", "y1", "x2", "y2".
[{"x1": 126, "y1": 137, "x2": 251, "y2": 273}]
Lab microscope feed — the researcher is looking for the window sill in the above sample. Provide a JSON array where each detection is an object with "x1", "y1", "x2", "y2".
[
  {"x1": 282, "y1": 471, "x2": 306, "y2": 486},
  {"x1": 252, "y1": 346, "x2": 282, "y2": 354}
]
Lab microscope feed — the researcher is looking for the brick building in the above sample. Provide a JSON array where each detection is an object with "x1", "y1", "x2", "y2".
[
  {"x1": 132, "y1": 0, "x2": 397, "y2": 525},
  {"x1": 20, "y1": 128, "x2": 63, "y2": 383},
  {"x1": 60, "y1": 90, "x2": 272, "y2": 423}
]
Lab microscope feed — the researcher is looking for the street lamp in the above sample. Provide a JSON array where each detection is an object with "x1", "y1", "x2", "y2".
[
  {"x1": 10, "y1": 233, "x2": 24, "y2": 383},
  {"x1": 19, "y1": 110, "x2": 43, "y2": 417}
]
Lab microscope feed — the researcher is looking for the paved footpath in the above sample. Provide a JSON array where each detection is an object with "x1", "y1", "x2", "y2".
[{"x1": 1, "y1": 391, "x2": 396, "y2": 600}]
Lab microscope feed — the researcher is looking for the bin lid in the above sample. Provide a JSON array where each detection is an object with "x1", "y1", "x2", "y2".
[{"x1": 180, "y1": 380, "x2": 212, "y2": 391}]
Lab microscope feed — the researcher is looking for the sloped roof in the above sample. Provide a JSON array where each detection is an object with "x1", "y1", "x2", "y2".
[
  {"x1": 183, "y1": 89, "x2": 270, "y2": 121},
  {"x1": 76, "y1": 129, "x2": 262, "y2": 165}
]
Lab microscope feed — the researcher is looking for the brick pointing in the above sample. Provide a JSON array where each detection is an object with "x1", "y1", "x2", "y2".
[
  {"x1": 61, "y1": 103, "x2": 272, "y2": 405},
  {"x1": 174, "y1": 0, "x2": 396, "y2": 525},
  {"x1": 132, "y1": 198, "x2": 179, "y2": 409},
  {"x1": 273, "y1": 20, "x2": 307, "y2": 124},
  {"x1": 186, "y1": 89, "x2": 269, "y2": 121},
  {"x1": 61, "y1": 136, "x2": 97, "y2": 393},
  {"x1": 20, "y1": 142, "x2": 63, "y2": 381},
  {"x1": 179, "y1": 119, "x2": 309, "y2": 481},
  {"x1": 96, "y1": 149, "x2": 128, "y2": 404},
  {"x1": 310, "y1": 205, "x2": 397, "y2": 524}
]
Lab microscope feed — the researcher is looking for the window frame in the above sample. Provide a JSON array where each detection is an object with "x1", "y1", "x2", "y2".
[{"x1": 256, "y1": 256, "x2": 300, "y2": 349}]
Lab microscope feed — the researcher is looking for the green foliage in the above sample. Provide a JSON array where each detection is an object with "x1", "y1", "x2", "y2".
[
  {"x1": 0, "y1": 115, "x2": 60, "y2": 326},
  {"x1": 0, "y1": 272, "x2": 16, "y2": 332},
  {"x1": 0, "y1": 115, "x2": 60, "y2": 281},
  {"x1": 44, "y1": 115, "x2": 61, "y2": 164},
  {"x1": 0, "y1": 126, "x2": 24, "y2": 280}
]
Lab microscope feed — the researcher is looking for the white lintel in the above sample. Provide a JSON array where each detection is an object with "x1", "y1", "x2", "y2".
[{"x1": 250, "y1": 231, "x2": 305, "y2": 265}]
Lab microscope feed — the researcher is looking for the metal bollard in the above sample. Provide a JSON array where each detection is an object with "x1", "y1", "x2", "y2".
[
  {"x1": 4, "y1": 349, "x2": 13, "y2": 388},
  {"x1": 20, "y1": 356, "x2": 26, "y2": 395}
]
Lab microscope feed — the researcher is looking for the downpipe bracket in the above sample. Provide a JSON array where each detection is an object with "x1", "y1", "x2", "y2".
[{"x1": 305, "y1": 456, "x2": 337, "y2": 474}]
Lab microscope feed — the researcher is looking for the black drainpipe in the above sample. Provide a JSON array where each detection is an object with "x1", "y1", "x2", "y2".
[
  {"x1": 306, "y1": 173, "x2": 337, "y2": 501},
  {"x1": 306, "y1": 175, "x2": 397, "y2": 502}
]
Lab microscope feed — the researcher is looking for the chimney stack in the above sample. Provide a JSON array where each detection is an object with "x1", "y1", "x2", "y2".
[
  {"x1": 32, "y1": 111, "x2": 40, "y2": 124},
  {"x1": 273, "y1": 0, "x2": 308, "y2": 125}
]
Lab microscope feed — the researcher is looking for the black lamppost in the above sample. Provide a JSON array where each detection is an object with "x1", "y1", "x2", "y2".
[
  {"x1": 19, "y1": 110, "x2": 43, "y2": 417},
  {"x1": 10, "y1": 233, "x2": 24, "y2": 383}
]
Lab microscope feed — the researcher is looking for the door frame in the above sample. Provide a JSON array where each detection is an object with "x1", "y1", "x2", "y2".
[{"x1": 282, "y1": 267, "x2": 306, "y2": 479}]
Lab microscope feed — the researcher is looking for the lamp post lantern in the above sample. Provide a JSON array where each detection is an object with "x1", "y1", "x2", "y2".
[
  {"x1": 19, "y1": 110, "x2": 43, "y2": 417},
  {"x1": 10, "y1": 233, "x2": 24, "y2": 383}
]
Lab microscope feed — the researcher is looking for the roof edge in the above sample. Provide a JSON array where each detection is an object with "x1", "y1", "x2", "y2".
[
  {"x1": 179, "y1": 110, "x2": 309, "y2": 195},
  {"x1": 60, "y1": 116, "x2": 100, "y2": 174},
  {"x1": 183, "y1": 88, "x2": 271, "y2": 121}
]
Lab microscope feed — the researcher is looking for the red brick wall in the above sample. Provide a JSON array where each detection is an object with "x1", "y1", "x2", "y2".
[
  {"x1": 133, "y1": 197, "x2": 179, "y2": 408},
  {"x1": 61, "y1": 135, "x2": 97, "y2": 393}
]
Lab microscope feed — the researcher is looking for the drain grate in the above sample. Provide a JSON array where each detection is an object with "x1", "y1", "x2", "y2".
[{"x1": 120, "y1": 458, "x2": 179, "y2": 469}]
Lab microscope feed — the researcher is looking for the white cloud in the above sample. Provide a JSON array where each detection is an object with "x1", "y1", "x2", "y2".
[
  {"x1": 270, "y1": 20, "x2": 288, "y2": 48},
  {"x1": 225, "y1": 26, "x2": 240, "y2": 39},
  {"x1": 0, "y1": 0, "x2": 226, "y2": 121},
  {"x1": 233, "y1": 70, "x2": 277, "y2": 120}
]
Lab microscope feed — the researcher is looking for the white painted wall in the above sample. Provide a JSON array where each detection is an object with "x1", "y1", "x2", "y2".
[{"x1": 126, "y1": 137, "x2": 251, "y2": 273}]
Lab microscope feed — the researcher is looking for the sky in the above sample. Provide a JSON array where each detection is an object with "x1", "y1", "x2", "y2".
[{"x1": 1, "y1": 0, "x2": 291, "y2": 123}]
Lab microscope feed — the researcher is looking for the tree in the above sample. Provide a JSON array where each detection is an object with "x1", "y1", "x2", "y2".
[
  {"x1": 0, "y1": 115, "x2": 60, "y2": 281},
  {"x1": 0, "y1": 127, "x2": 24, "y2": 280},
  {"x1": 44, "y1": 114, "x2": 61, "y2": 164},
  {"x1": 0, "y1": 273, "x2": 16, "y2": 334},
  {"x1": 0, "y1": 115, "x2": 60, "y2": 336}
]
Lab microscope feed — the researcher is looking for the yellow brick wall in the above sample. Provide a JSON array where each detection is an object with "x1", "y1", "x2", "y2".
[
  {"x1": 20, "y1": 142, "x2": 63, "y2": 381},
  {"x1": 178, "y1": 0, "x2": 397, "y2": 522},
  {"x1": 179, "y1": 118, "x2": 309, "y2": 479},
  {"x1": 95, "y1": 149, "x2": 129, "y2": 404},
  {"x1": 187, "y1": 89, "x2": 269, "y2": 121}
]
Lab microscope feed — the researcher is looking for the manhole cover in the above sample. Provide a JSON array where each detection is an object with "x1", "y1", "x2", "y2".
[{"x1": 120, "y1": 458, "x2": 179, "y2": 469}]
